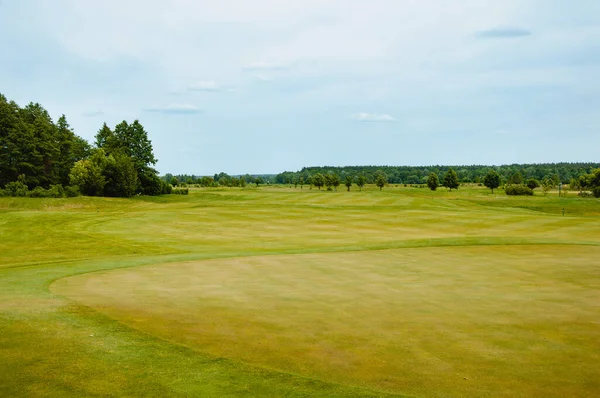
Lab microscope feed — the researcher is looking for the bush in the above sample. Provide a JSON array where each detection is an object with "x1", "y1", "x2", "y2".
[
  {"x1": 28, "y1": 186, "x2": 51, "y2": 198},
  {"x1": 4, "y1": 181, "x2": 29, "y2": 197},
  {"x1": 64, "y1": 186, "x2": 81, "y2": 197},
  {"x1": 593, "y1": 187, "x2": 600, "y2": 198},
  {"x1": 505, "y1": 184, "x2": 534, "y2": 196},
  {"x1": 172, "y1": 188, "x2": 188, "y2": 195}
]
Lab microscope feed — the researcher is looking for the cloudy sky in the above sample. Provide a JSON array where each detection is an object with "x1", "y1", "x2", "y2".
[{"x1": 1, "y1": 0, "x2": 598, "y2": 175}]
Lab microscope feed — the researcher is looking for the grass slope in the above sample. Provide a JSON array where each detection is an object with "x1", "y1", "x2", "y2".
[{"x1": 1, "y1": 185, "x2": 599, "y2": 397}]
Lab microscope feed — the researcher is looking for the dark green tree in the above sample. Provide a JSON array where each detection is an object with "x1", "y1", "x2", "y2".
[
  {"x1": 443, "y1": 168, "x2": 459, "y2": 191},
  {"x1": 427, "y1": 172, "x2": 439, "y2": 191},
  {"x1": 483, "y1": 170, "x2": 501, "y2": 193},
  {"x1": 312, "y1": 173, "x2": 325, "y2": 190},
  {"x1": 526, "y1": 178, "x2": 540, "y2": 190},
  {"x1": 356, "y1": 174, "x2": 366, "y2": 191},
  {"x1": 344, "y1": 175, "x2": 353, "y2": 191}
]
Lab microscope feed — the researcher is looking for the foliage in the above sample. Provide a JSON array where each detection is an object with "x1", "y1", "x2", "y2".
[
  {"x1": 374, "y1": 170, "x2": 387, "y2": 191},
  {"x1": 427, "y1": 172, "x2": 439, "y2": 191},
  {"x1": 483, "y1": 170, "x2": 501, "y2": 193},
  {"x1": 508, "y1": 171, "x2": 524, "y2": 185},
  {"x1": 526, "y1": 178, "x2": 540, "y2": 190},
  {"x1": 0, "y1": 93, "x2": 90, "y2": 188},
  {"x1": 344, "y1": 175, "x2": 353, "y2": 191},
  {"x1": 443, "y1": 168, "x2": 459, "y2": 191},
  {"x1": 505, "y1": 184, "x2": 534, "y2": 196},
  {"x1": 312, "y1": 173, "x2": 325, "y2": 190},
  {"x1": 172, "y1": 188, "x2": 189, "y2": 195},
  {"x1": 356, "y1": 174, "x2": 366, "y2": 191}
]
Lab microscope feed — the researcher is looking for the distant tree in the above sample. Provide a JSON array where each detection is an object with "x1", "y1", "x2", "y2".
[
  {"x1": 541, "y1": 178, "x2": 553, "y2": 196},
  {"x1": 331, "y1": 173, "x2": 341, "y2": 191},
  {"x1": 255, "y1": 176, "x2": 264, "y2": 187},
  {"x1": 356, "y1": 174, "x2": 367, "y2": 191},
  {"x1": 375, "y1": 170, "x2": 387, "y2": 191},
  {"x1": 526, "y1": 178, "x2": 540, "y2": 190},
  {"x1": 324, "y1": 174, "x2": 333, "y2": 190},
  {"x1": 508, "y1": 171, "x2": 524, "y2": 185},
  {"x1": 312, "y1": 173, "x2": 325, "y2": 190},
  {"x1": 443, "y1": 168, "x2": 459, "y2": 191},
  {"x1": 587, "y1": 168, "x2": 600, "y2": 198},
  {"x1": 483, "y1": 170, "x2": 501, "y2": 193},
  {"x1": 299, "y1": 176, "x2": 304, "y2": 190},
  {"x1": 427, "y1": 172, "x2": 439, "y2": 191},
  {"x1": 170, "y1": 176, "x2": 180, "y2": 186},
  {"x1": 344, "y1": 175, "x2": 353, "y2": 191},
  {"x1": 240, "y1": 176, "x2": 246, "y2": 188}
]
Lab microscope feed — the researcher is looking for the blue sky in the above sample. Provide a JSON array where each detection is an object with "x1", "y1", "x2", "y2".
[{"x1": 1, "y1": 0, "x2": 598, "y2": 175}]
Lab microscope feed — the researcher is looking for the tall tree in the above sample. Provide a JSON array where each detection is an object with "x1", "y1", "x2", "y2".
[
  {"x1": 483, "y1": 170, "x2": 501, "y2": 193},
  {"x1": 94, "y1": 123, "x2": 115, "y2": 149},
  {"x1": 427, "y1": 172, "x2": 439, "y2": 191},
  {"x1": 443, "y1": 168, "x2": 459, "y2": 191}
]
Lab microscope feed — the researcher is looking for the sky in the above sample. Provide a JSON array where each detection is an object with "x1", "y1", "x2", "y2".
[{"x1": 1, "y1": 0, "x2": 599, "y2": 175}]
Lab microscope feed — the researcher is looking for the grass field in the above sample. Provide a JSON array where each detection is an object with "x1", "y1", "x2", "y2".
[{"x1": 1, "y1": 185, "x2": 599, "y2": 397}]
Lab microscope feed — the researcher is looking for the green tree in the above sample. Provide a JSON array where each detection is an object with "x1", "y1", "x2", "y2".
[
  {"x1": 94, "y1": 122, "x2": 114, "y2": 149},
  {"x1": 375, "y1": 170, "x2": 387, "y2": 191},
  {"x1": 69, "y1": 158, "x2": 106, "y2": 196},
  {"x1": 443, "y1": 168, "x2": 459, "y2": 191},
  {"x1": 312, "y1": 173, "x2": 325, "y2": 190},
  {"x1": 427, "y1": 172, "x2": 439, "y2": 191},
  {"x1": 103, "y1": 153, "x2": 138, "y2": 197},
  {"x1": 526, "y1": 178, "x2": 540, "y2": 190},
  {"x1": 483, "y1": 170, "x2": 501, "y2": 193},
  {"x1": 508, "y1": 171, "x2": 524, "y2": 185},
  {"x1": 330, "y1": 173, "x2": 341, "y2": 191},
  {"x1": 255, "y1": 176, "x2": 264, "y2": 187},
  {"x1": 356, "y1": 174, "x2": 366, "y2": 191},
  {"x1": 344, "y1": 175, "x2": 353, "y2": 191}
]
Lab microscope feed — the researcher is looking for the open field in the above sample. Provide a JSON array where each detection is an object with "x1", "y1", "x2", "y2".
[{"x1": 2, "y1": 185, "x2": 600, "y2": 397}]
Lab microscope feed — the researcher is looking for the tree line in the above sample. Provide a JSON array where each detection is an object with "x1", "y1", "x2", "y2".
[
  {"x1": 275, "y1": 163, "x2": 599, "y2": 186},
  {"x1": 0, "y1": 92, "x2": 166, "y2": 197}
]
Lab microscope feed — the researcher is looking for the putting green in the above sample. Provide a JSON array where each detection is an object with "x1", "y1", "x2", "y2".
[{"x1": 53, "y1": 244, "x2": 600, "y2": 397}]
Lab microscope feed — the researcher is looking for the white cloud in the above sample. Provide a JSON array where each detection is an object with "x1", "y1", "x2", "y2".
[
  {"x1": 354, "y1": 113, "x2": 396, "y2": 122},
  {"x1": 188, "y1": 81, "x2": 221, "y2": 92},
  {"x1": 145, "y1": 103, "x2": 202, "y2": 114}
]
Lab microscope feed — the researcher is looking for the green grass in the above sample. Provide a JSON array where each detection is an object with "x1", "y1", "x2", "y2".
[{"x1": 1, "y1": 185, "x2": 599, "y2": 397}]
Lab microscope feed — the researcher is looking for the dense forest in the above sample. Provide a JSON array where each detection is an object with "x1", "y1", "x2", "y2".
[
  {"x1": 0, "y1": 93, "x2": 170, "y2": 197},
  {"x1": 274, "y1": 164, "x2": 600, "y2": 186}
]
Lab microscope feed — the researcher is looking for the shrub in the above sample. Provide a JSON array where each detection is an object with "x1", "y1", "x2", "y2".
[
  {"x1": 28, "y1": 187, "x2": 51, "y2": 198},
  {"x1": 593, "y1": 187, "x2": 600, "y2": 198},
  {"x1": 172, "y1": 188, "x2": 188, "y2": 195},
  {"x1": 64, "y1": 186, "x2": 81, "y2": 197},
  {"x1": 48, "y1": 184, "x2": 65, "y2": 198},
  {"x1": 505, "y1": 184, "x2": 534, "y2": 196},
  {"x1": 4, "y1": 181, "x2": 29, "y2": 197}
]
